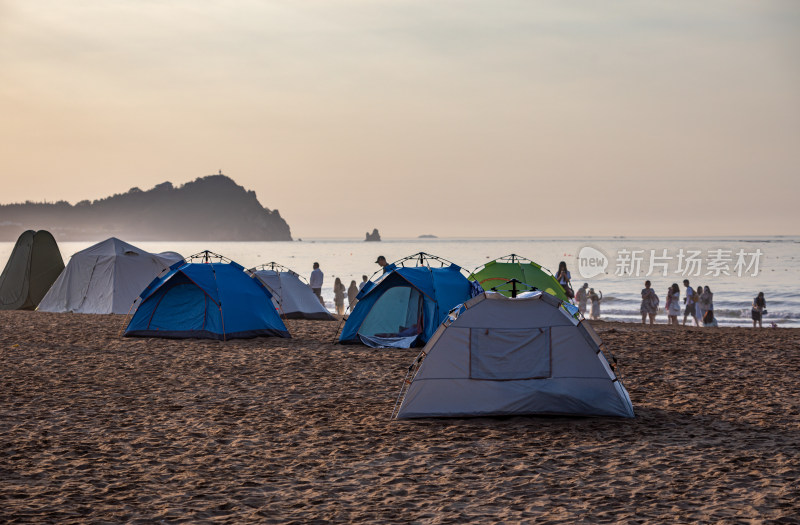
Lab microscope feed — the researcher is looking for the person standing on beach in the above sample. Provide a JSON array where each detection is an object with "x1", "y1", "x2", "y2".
[
  {"x1": 700, "y1": 286, "x2": 714, "y2": 320},
  {"x1": 695, "y1": 286, "x2": 705, "y2": 321},
  {"x1": 333, "y1": 277, "x2": 346, "y2": 315},
  {"x1": 665, "y1": 286, "x2": 673, "y2": 323},
  {"x1": 376, "y1": 255, "x2": 389, "y2": 272},
  {"x1": 752, "y1": 292, "x2": 766, "y2": 328},
  {"x1": 347, "y1": 280, "x2": 359, "y2": 310},
  {"x1": 588, "y1": 288, "x2": 602, "y2": 320},
  {"x1": 640, "y1": 280, "x2": 658, "y2": 325},
  {"x1": 358, "y1": 275, "x2": 368, "y2": 291},
  {"x1": 575, "y1": 283, "x2": 589, "y2": 315},
  {"x1": 309, "y1": 262, "x2": 324, "y2": 305},
  {"x1": 667, "y1": 283, "x2": 681, "y2": 326},
  {"x1": 683, "y1": 280, "x2": 697, "y2": 326}
]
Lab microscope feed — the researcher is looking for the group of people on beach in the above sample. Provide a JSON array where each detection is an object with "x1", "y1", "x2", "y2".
[
  {"x1": 332, "y1": 278, "x2": 365, "y2": 315},
  {"x1": 556, "y1": 262, "x2": 769, "y2": 328},
  {"x1": 640, "y1": 280, "x2": 715, "y2": 327},
  {"x1": 556, "y1": 261, "x2": 603, "y2": 320},
  {"x1": 316, "y1": 258, "x2": 770, "y2": 327},
  {"x1": 639, "y1": 280, "x2": 768, "y2": 328},
  {"x1": 309, "y1": 261, "x2": 369, "y2": 316},
  {"x1": 574, "y1": 283, "x2": 602, "y2": 320}
]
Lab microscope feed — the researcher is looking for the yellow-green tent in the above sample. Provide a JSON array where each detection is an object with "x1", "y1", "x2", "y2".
[{"x1": 469, "y1": 254, "x2": 569, "y2": 301}]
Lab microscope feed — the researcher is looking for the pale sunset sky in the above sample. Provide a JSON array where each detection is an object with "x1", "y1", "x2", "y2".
[{"x1": 1, "y1": 1, "x2": 798, "y2": 239}]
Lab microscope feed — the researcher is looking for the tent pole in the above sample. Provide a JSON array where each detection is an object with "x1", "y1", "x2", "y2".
[
  {"x1": 209, "y1": 261, "x2": 226, "y2": 341},
  {"x1": 119, "y1": 299, "x2": 137, "y2": 337}
]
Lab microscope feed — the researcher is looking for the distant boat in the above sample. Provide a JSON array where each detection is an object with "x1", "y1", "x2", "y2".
[{"x1": 418, "y1": 234, "x2": 438, "y2": 239}]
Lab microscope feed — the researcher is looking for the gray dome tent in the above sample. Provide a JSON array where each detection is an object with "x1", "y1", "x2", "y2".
[
  {"x1": 394, "y1": 290, "x2": 634, "y2": 419},
  {"x1": 0, "y1": 230, "x2": 65, "y2": 310},
  {"x1": 37, "y1": 237, "x2": 183, "y2": 315},
  {"x1": 249, "y1": 262, "x2": 334, "y2": 320}
]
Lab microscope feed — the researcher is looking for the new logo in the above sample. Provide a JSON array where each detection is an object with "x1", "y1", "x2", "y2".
[{"x1": 577, "y1": 246, "x2": 608, "y2": 279}]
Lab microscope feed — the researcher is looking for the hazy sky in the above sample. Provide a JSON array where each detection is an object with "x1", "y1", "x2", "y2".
[{"x1": 1, "y1": 1, "x2": 798, "y2": 238}]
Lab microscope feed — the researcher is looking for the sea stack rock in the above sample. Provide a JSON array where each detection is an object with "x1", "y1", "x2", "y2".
[{"x1": 365, "y1": 228, "x2": 381, "y2": 242}]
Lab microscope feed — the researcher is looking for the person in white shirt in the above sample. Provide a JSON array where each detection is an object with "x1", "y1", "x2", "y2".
[{"x1": 309, "y1": 262, "x2": 324, "y2": 305}]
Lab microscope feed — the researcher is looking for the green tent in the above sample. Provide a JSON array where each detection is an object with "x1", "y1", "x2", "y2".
[
  {"x1": 0, "y1": 230, "x2": 65, "y2": 310},
  {"x1": 469, "y1": 254, "x2": 569, "y2": 301}
]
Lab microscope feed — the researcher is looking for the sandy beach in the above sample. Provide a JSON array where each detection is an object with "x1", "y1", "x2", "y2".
[{"x1": 1, "y1": 311, "x2": 799, "y2": 523}]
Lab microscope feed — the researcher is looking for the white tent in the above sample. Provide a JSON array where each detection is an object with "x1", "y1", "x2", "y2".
[
  {"x1": 37, "y1": 238, "x2": 183, "y2": 314},
  {"x1": 250, "y1": 263, "x2": 334, "y2": 320},
  {"x1": 394, "y1": 291, "x2": 634, "y2": 419}
]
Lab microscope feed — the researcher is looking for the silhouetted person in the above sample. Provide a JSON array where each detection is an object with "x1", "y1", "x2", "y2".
[
  {"x1": 699, "y1": 286, "x2": 713, "y2": 321},
  {"x1": 683, "y1": 279, "x2": 697, "y2": 326},
  {"x1": 588, "y1": 288, "x2": 602, "y2": 320},
  {"x1": 575, "y1": 283, "x2": 589, "y2": 315},
  {"x1": 695, "y1": 286, "x2": 705, "y2": 321},
  {"x1": 752, "y1": 292, "x2": 766, "y2": 328},
  {"x1": 348, "y1": 280, "x2": 359, "y2": 310},
  {"x1": 667, "y1": 283, "x2": 680, "y2": 326},
  {"x1": 640, "y1": 280, "x2": 658, "y2": 325},
  {"x1": 333, "y1": 277, "x2": 346, "y2": 316},
  {"x1": 555, "y1": 261, "x2": 573, "y2": 299}
]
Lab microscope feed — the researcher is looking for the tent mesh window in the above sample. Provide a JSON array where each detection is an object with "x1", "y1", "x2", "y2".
[
  {"x1": 359, "y1": 286, "x2": 424, "y2": 338},
  {"x1": 469, "y1": 327, "x2": 552, "y2": 380}
]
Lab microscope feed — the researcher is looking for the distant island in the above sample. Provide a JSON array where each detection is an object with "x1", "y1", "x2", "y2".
[
  {"x1": 0, "y1": 173, "x2": 292, "y2": 241},
  {"x1": 365, "y1": 228, "x2": 381, "y2": 242},
  {"x1": 418, "y1": 234, "x2": 438, "y2": 239}
]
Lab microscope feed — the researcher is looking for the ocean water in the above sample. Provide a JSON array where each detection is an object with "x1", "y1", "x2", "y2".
[{"x1": 2, "y1": 236, "x2": 798, "y2": 328}]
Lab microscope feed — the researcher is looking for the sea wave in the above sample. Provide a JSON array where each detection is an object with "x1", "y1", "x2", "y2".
[{"x1": 589, "y1": 306, "x2": 800, "y2": 320}]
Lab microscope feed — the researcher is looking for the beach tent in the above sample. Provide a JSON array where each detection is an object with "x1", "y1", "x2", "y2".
[
  {"x1": 470, "y1": 254, "x2": 569, "y2": 302},
  {"x1": 124, "y1": 251, "x2": 290, "y2": 340},
  {"x1": 37, "y1": 238, "x2": 183, "y2": 314},
  {"x1": 249, "y1": 262, "x2": 334, "y2": 320},
  {"x1": 394, "y1": 290, "x2": 634, "y2": 418},
  {"x1": 339, "y1": 253, "x2": 473, "y2": 348},
  {"x1": 0, "y1": 230, "x2": 64, "y2": 310}
]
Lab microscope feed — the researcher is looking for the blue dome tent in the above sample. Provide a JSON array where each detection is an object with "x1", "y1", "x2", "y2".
[
  {"x1": 338, "y1": 252, "x2": 473, "y2": 348},
  {"x1": 124, "y1": 251, "x2": 290, "y2": 340}
]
